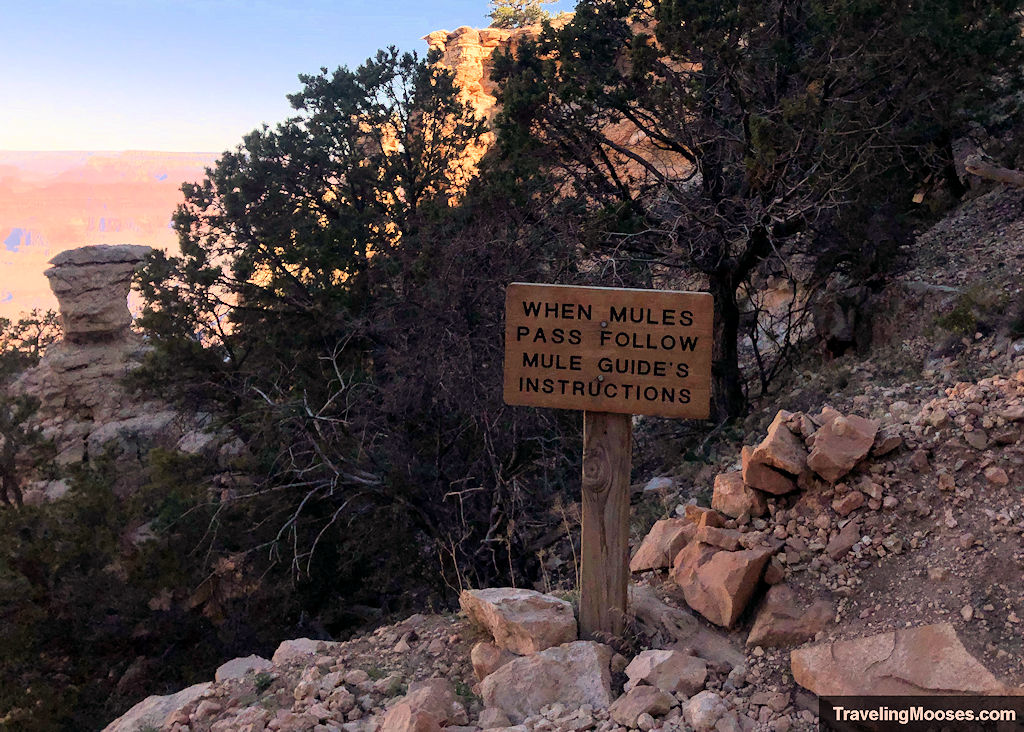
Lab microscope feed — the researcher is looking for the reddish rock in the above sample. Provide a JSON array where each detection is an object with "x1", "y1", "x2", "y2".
[
  {"x1": 624, "y1": 649, "x2": 708, "y2": 695},
  {"x1": 832, "y1": 490, "x2": 865, "y2": 517},
  {"x1": 480, "y1": 641, "x2": 614, "y2": 724},
  {"x1": 872, "y1": 427, "x2": 903, "y2": 456},
  {"x1": 746, "y1": 585, "x2": 833, "y2": 648},
  {"x1": 826, "y1": 520, "x2": 861, "y2": 559},
  {"x1": 609, "y1": 685, "x2": 676, "y2": 727},
  {"x1": 742, "y1": 445, "x2": 798, "y2": 495},
  {"x1": 909, "y1": 449, "x2": 930, "y2": 471},
  {"x1": 750, "y1": 411, "x2": 808, "y2": 476},
  {"x1": 712, "y1": 471, "x2": 768, "y2": 518},
  {"x1": 763, "y1": 557, "x2": 785, "y2": 585},
  {"x1": 791, "y1": 413, "x2": 819, "y2": 440},
  {"x1": 964, "y1": 429, "x2": 988, "y2": 450},
  {"x1": 791, "y1": 624, "x2": 1006, "y2": 695},
  {"x1": 471, "y1": 641, "x2": 517, "y2": 681},
  {"x1": 478, "y1": 708, "x2": 512, "y2": 729},
  {"x1": 460, "y1": 588, "x2": 577, "y2": 655},
  {"x1": 695, "y1": 525, "x2": 743, "y2": 551},
  {"x1": 630, "y1": 518, "x2": 697, "y2": 572},
  {"x1": 997, "y1": 405, "x2": 1024, "y2": 422},
  {"x1": 984, "y1": 466, "x2": 1009, "y2": 485},
  {"x1": 684, "y1": 505, "x2": 726, "y2": 528},
  {"x1": 673, "y1": 543, "x2": 774, "y2": 628},
  {"x1": 382, "y1": 678, "x2": 466, "y2": 732},
  {"x1": 807, "y1": 412, "x2": 879, "y2": 482}
]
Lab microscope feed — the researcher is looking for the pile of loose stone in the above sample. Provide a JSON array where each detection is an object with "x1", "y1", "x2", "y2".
[
  {"x1": 106, "y1": 587, "x2": 797, "y2": 732},
  {"x1": 630, "y1": 404, "x2": 889, "y2": 641},
  {"x1": 106, "y1": 374, "x2": 1024, "y2": 732}
]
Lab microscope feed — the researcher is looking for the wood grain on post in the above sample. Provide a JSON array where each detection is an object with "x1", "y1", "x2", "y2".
[{"x1": 580, "y1": 410, "x2": 632, "y2": 639}]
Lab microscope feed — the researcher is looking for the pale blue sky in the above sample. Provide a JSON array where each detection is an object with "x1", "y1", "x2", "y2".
[{"x1": 1, "y1": 0, "x2": 575, "y2": 152}]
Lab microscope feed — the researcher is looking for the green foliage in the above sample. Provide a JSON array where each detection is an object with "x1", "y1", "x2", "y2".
[
  {"x1": 0, "y1": 309, "x2": 60, "y2": 380},
  {"x1": 0, "y1": 393, "x2": 48, "y2": 507},
  {"x1": 936, "y1": 295, "x2": 980, "y2": 336},
  {"x1": 0, "y1": 310, "x2": 61, "y2": 506},
  {"x1": 489, "y1": 0, "x2": 557, "y2": 28},
  {"x1": 492, "y1": 0, "x2": 1024, "y2": 416},
  {"x1": 133, "y1": 43, "x2": 584, "y2": 651},
  {"x1": 253, "y1": 671, "x2": 274, "y2": 693},
  {"x1": 137, "y1": 48, "x2": 486, "y2": 406},
  {"x1": 0, "y1": 458, "x2": 225, "y2": 730},
  {"x1": 453, "y1": 678, "x2": 480, "y2": 704}
]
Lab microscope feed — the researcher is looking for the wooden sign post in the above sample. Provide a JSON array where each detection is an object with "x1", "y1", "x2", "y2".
[{"x1": 503, "y1": 283, "x2": 713, "y2": 638}]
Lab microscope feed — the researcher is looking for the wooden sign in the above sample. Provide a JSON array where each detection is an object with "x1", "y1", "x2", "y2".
[
  {"x1": 503, "y1": 283, "x2": 714, "y2": 419},
  {"x1": 503, "y1": 282, "x2": 714, "y2": 638}
]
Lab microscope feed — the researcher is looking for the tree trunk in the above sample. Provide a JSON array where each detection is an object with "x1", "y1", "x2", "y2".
[
  {"x1": 964, "y1": 155, "x2": 1024, "y2": 188},
  {"x1": 709, "y1": 276, "x2": 745, "y2": 420}
]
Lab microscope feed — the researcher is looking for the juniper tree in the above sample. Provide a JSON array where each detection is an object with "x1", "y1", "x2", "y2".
[
  {"x1": 493, "y1": 0, "x2": 1024, "y2": 418},
  {"x1": 489, "y1": 0, "x2": 557, "y2": 28}
]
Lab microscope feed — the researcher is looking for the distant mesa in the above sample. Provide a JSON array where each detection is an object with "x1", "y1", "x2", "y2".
[
  {"x1": 4, "y1": 227, "x2": 32, "y2": 253},
  {"x1": 0, "y1": 150, "x2": 217, "y2": 318}
]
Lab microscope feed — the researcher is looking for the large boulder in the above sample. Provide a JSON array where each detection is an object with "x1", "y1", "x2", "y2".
[
  {"x1": 460, "y1": 588, "x2": 577, "y2": 655},
  {"x1": 624, "y1": 649, "x2": 707, "y2": 695},
  {"x1": 749, "y1": 411, "x2": 807, "y2": 476},
  {"x1": 272, "y1": 637, "x2": 341, "y2": 666},
  {"x1": 214, "y1": 654, "x2": 273, "y2": 682},
  {"x1": 381, "y1": 678, "x2": 467, "y2": 732},
  {"x1": 630, "y1": 518, "x2": 697, "y2": 572},
  {"x1": 684, "y1": 504, "x2": 726, "y2": 527},
  {"x1": 806, "y1": 409, "x2": 879, "y2": 483},
  {"x1": 12, "y1": 243, "x2": 195, "y2": 484},
  {"x1": 673, "y1": 543, "x2": 773, "y2": 628},
  {"x1": 741, "y1": 444, "x2": 797, "y2": 495},
  {"x1": 826, "y1": 519, "x2": 862, "y2": 560},
  {"x1": 791, "y1": 624, "x2": 1006, "y2": 695},
  {"x1": 481, "y1": 641, "x2": 613, "y2": 723},
  {"x1": 746, "y1": 585, "x2": 832, "y2": 648},
  {"x1": 102, "y1": 682, "x2": 211, "y2": 732},
  {"x1": 711, "y1": 471, "x2": 767, "y2": 518},
  {"x1": 45, "y1": 244, "x2": 152, "y2": 342}
]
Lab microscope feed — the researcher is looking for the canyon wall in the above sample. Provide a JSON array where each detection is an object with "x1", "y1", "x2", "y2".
[{"x1": 424, "y1": 20, "x2": 691, "y2": 184}]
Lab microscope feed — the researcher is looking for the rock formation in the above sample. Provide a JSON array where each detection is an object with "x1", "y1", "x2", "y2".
[
  {"x1": 481, "y1": 641, "x2": 614, "y2": 724},
  {"x1": 424, "y1": 26, "x2": 531, "y2": 128},
  {"x1": 459, "y1": 587, "x2": 577, "y2": 655},
  {"x1": 425, "y1": 21, "x2": 692, "y2": 183},
  {"x1": 14, "y1": 245, "x2": 185, "y2": 489},
  {"x1": 791, "y1": 624, "x2": 1007, "y2": 695},
  {"x1": 46, "y1": 244, "x2": 152, "y2": 342},
  {"x1": 424, "y1": 24, "x2": 554, "y2": 178}
]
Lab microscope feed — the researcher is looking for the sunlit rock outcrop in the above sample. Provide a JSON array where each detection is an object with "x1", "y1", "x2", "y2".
[{"x1": 15, "y1": 245, "x2": 181, "y2": 481}]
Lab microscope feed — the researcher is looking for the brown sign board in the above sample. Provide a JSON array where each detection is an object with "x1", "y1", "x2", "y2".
[{"x1": 503, "y1": 283, "x2": 713, "y2": 419}]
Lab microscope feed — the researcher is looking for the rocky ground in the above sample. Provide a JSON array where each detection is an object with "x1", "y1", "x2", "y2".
[
  {"x1": 103, "y1": 185, "x2": 1024, "y2": 732},
  {"x1": 105, "y1": 360, "x2": 1024, "y2": 732}
]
